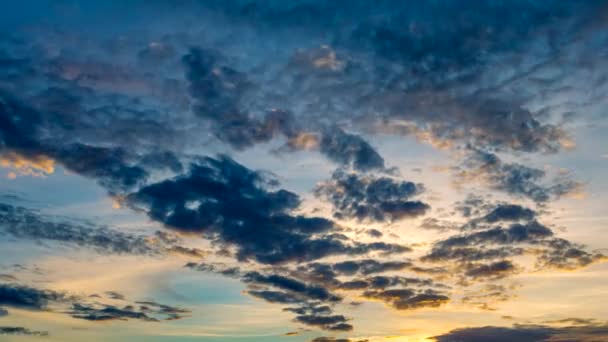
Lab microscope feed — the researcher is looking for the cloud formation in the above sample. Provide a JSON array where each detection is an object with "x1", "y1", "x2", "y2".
[
  {"x1": 127, "y1": 156, "x2": 409, "y2": 264},
  {"x1": 433, "y1": 321, "x2": 608, "y2": 342},
  {"x1": 315, "y1": 170, "x2": 429, "y2": 222},
  {"x1": 0, "y1": 282, "x2": 189, "y2": 324}
]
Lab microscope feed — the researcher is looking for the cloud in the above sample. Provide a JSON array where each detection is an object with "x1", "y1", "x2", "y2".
[
  {"x1": 0, "y1": 1, "x2": 607, "y2": 337},
  {"x1": 310, "y1": 338, "x2": 368, "y2": 342},
  {"x1": 432, "y1": 322, "x2": 608, "y2": 342},
  {"x1": 481, "y1": 205, "x2": 537, "y2": 224},
  {"x1": 464, "y1": 260, "x2": 518, "y2": 280},
  {"x1": 0, "y1": 282, "x2": 189, "y2": 323},
  {"x1": 248, "y1": 290, "x2": 300, "y2": 304},
  {"x1": 294, "y1": 314, "x2": 352, "y2": 332},
  {"x1": 461, "y1": 284, "x2": 516, "y2": 311},
  {"x1": 183, "y1": 47, "x2": 388, "y2": 171},
  {"x1": 243, "y1": 272, "x2": 341, "y2": 303},
  {"x1": 455, "y1": 149, "x2": 583, "y2": 203},
  {"x1": 0, "y1": 284, "x2": 67, "y2": 310},
  {"x1": 331, "y1": 260, "x2": 411, "y2": 276},
  {"x1": 0, "y1": 202, "x2": 204, "y2": 258},
  {"x1": 315, "y1": 170, "x2": 429, "y2": 222},
  {"x1": 420, "y1": 200, "x2": 606, "y2": 289},
  {"x1": 318, "y1": 129, "x2": 385, "y2": 172},
  {"x1": 69, "y1": 303, "x2": 157, "y2": 322},
  {"x1": 536, "y1": 238, "x2": 607, "y2": 271},
  {"x1": 338, "y1": 275, "x2": 437, "y2": 291},
  {"x1": 126, "y1": 156, "x2": 409, "y2": 264},
  {"x1": 0, "y1": 274, "x2": 17, "y2": 282},
  {"x1": 0, "y1": 327, "x2": 48, "y2": 336},
  {"x1": 362, "y1": 289, "x2": 449, "y2": 311},
  {"x1": 183, "y1": 47, "x2": 289, "y2": 150}
]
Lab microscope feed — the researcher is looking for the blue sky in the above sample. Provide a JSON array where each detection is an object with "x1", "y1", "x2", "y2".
[{"x1": 1, "y1": 1, "x2": 608, "y2": 341}]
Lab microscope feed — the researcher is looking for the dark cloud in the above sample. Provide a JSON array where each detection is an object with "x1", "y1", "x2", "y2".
[
  {"x1": 315, "y1": 170, "x2": 429, "y2": 222},
  {"x1": 0, "y1": 282, "x2": 189, "y2": 323},
  {"x1": 0, "y1": 326, "x2": 48, "y2": 336},
  {"x1": 422, "y1": 221, "x2": 551, "y2": 264},
  {"x1": 456, "y1": 150, "x2": 583, "y2": 203},
  {"x1": 193, "y1": 0, "x2": 601, "y2": 155},
  {"x1": 243, "y1": 272, "x2": 341, "y2": 303},
  {"x1": 136, "y1": 301, "x2": 191, "y2": 321},
  {"x1": 69, "y1": 301, "x2": 190, "y2": 322},
  {"x1": 433, "y1": 221, "x2": 554, "y2": 249},
  {"x1": 318, "y1": 129, "x2": 385, "y2": 172},
  {"x1": 362, "y1": 289, "x2": 449, "y2": 310},
  {"x1": 432, "y1": 322, "x2": 608, "y2": 342},
  {"x1": 537, "y1": 238, "x2": 607, "y2": 271},
  {"x1": 294, "y1": 314, "x2": 352, "y2": 332},
  {"x1": 482, "y1": 205, "x2": 537, "y2": 224},
  {"x1": 0, "y1": 274, "x2": 17, "y2": 282},
  {"x1": 366, "y1": 229, "x2": 383, "y2": 238},
  {"x1": 0, "y1": 1, "x2": 606, "y2": 337},
  {"x1": 0, "y1": 202, "x2": 203, "y2": 257},
  {"x1": 248, "y1": 290, "x2": 300, "y2": 304},
  {"x1": 464, "y1": 260, "x2": 518, "y2": 280},
  {"x1": 0, "y1": 284, "x2": 67, "y2": 310},
  {"x1": 331, "y1": 260, "x2": 411, "y2": 276},
  {"x1": 183, "y1": 47, "x2": 292, "y2": 150},
  {"x1": 184, "y1": 46, "x2": 388, "y2": 171},
  {"x1": 339, "y1": 275, "x2": 437, "y2": 291},
  {"x1": 127, "y1": 156, "x2": 410, "y2": 264},
  {"x1": 69, "y1": 303, "x2": 156, "y2": 322},
  {"x1": 420, "y1": 200, "x2": 606, "y2": 291}
]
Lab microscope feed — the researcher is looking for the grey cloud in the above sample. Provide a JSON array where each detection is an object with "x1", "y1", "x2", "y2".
[
  {"x1": 318, "y1": 129, "x2": 385, "y2": 172},
  {"x1": 315, "y1": 170, "x2": 429, "y2": 223},
  {"x1": 362, "y1": 289, "x2": 449, "y2": 311},
  {"x1": 294, "y1": 314, "x2": 352, "y2": 332},
  {"x1": 432, "y1": 322, "x2": 608, "y2": 342},
  {"x1": 464, "y1": 260, "x2": 518, "y2": 280},
  {"x1": 457, "y1": 149, "x2": 583, "y2": 203},
  {"x1": 0, "y1": 202, "x2": 202, "y2": 257},
  {"x1": 0, "y1": 327, "x2": 48, "y2": 336},
  {"x1": 126, "y1": 156, "x2": 410, "y2": 265},
  {"x1": 0, "y1": 284, "x2": 67, "y2": 311}
]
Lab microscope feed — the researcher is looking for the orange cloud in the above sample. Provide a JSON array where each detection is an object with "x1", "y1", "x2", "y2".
[{"x1": 0, "y1": 152, "x2": 55, "y2": 178}]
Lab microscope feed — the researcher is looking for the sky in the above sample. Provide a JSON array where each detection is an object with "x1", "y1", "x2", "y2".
[{"x1": 0, "y1": 1, "x2": 608, "y2": 341}]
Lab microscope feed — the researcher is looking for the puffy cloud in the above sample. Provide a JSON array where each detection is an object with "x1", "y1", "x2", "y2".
[
  {"x1": 0, "y1": 1, "x2": 607, "y2": 336},
  {"x1": 455, "y1": 149, "x2": 584, "y2": 203},
  {"x1": 127, "y1": 156, "x2": 409, "y2": 264},
  {"x1": 315, "y1": 170, "x2": 429, "y2": 222},
  {"x1": 482, "y1": 205, "x2": 537, "y2": 223},
  {"x1": 420, "y1": 200, "x2": 606, "y2": 291},
  {"x1": 0, "y1": 284, "x2": 67, "y2": 310},
  {"x1": 318, "y1": 129, "x2": 385, "y2": 172}
]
